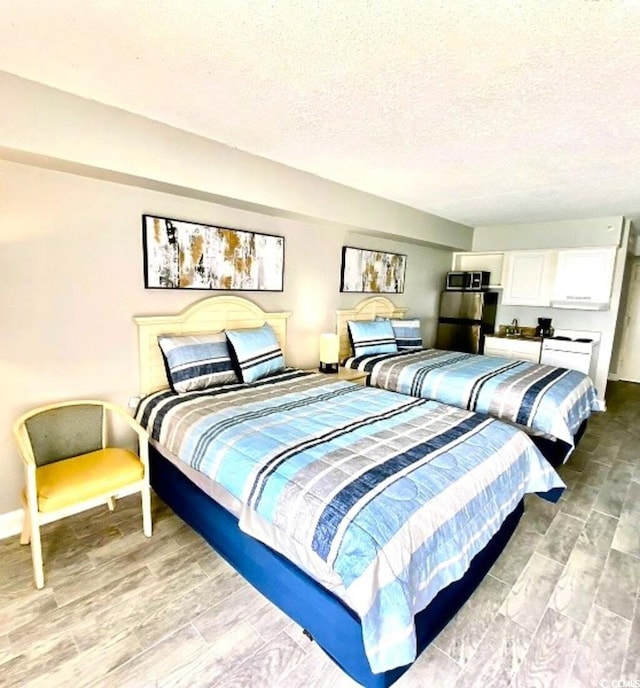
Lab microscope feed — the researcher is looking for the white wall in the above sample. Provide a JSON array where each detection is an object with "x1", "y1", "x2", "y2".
[
  {"x1": 473, "y1": 217, "x2": 629, "y2": 403},
  {"x1": 0, "y1": 158, "x2": 452, "y2": 516},
  {"x1": 1, "y1": 70, "x2": 473, "y2": 251}
]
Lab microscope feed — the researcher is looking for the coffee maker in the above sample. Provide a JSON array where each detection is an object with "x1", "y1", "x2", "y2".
[{"x1": 535, "y1": 317, "x2": 553, "y2": 338}]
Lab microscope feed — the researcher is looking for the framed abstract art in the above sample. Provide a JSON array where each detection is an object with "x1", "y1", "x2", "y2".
[
  {"x1": 340, "y1": 246, "x2": 406, "y2": 293},
  {"x1": 142, "y1": 215, "x2": 284, "y2": 291}
]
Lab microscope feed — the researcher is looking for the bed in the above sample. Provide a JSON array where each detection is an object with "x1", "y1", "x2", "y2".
[
  {"x1": 134, "y1": 295, "x2": 564, "y2": 687},
  {"x1": 337, "y1": 296, "x2": 599, "y2": 466}
]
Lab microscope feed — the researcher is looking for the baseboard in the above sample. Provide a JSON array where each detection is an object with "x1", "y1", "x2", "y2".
[
  {"x1": 608, "y1": 373, "x2": 620, "y2": 381},
  {"x1": 0, "y1": 509, "x2": 23, "y2": 541}
]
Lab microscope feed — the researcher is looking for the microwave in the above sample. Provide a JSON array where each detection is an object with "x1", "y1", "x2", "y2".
[{"x1": 445, "y1": 271, "x2": 490, "y2": 291}]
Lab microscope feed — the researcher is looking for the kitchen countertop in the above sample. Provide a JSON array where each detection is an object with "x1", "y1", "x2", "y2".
[
  {"x1": 491, "y1": 325, "x2": 543, "y2": 342},
  {"x1": 490, "y1": 333, "x2": 543, "y2": 342}
]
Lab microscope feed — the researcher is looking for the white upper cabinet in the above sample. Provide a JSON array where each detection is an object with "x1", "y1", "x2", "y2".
[
  {"x1": 551, "y1": 247, "x2": 617, "y2": 310},
  {"x1": 501, "y1": 250, "x2": 557, "y2": 306},
  {"x1": 451, "y1": 252, "x2": 505, "y2": 288}
]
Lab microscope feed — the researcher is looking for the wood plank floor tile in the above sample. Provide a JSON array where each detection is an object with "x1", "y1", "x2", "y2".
[
  {"x1": 548, "y1": 510, "x2": 617, "y2": 625},
  {"x1": 0, "y1": 586, "x2": 58, "y2": 638},
  {"x1": 550, "y1": 549, "x2": 602, "y2": 626},
  {"x1": 558, "y1": 481, "x2": 601, "y2": 521},
  {"x1": 214, "y1": 629, "x2": 308, "y2": 688},
  {"x1": 573, "y1": 508, "x2": 619, "y2": 559},
  {"x1": 156, "y1": 620, "x2": 266, "y2": 688},
  {"x1": 535, "y1": 512, "x2": 584, "y2": 565},
  {"x1": 71, "y1": 561, "x2": 210, "y2": 653},
  {"x1": 23, "y1": 630, "x2": 141, "y2": 688},
  {"x1": 454, "y1": 613, "x2": 532, "y2": 688},
  {"x1": 568, "y1": 604, "x2": 631, "y2": 688},
  {"x1": 8, "y1": 566, "x2": 150, "y2": 655},
  {"x1": 274, "y1": 641, "x2": 362, "y2": 688},
  {"x1": 594, "y1": 548, "x2": 640, "y2": 621},
  {"x1": 133, "y1": 574, "x2": 246, "y2": 650},
  {"x1": 623, "y1": 629, "x2": 640, "y2": 683},
  {"x1": 92, "y1": 623, "x2": 208, "y2": 688},
  {"x1": 564, "y1": 450, "x2": 590, "y2": 473},
  {"x1": 1, "y1": 633, "x2": 77, "y2": 688},
  {"x1": 191, "y1": 584, "x2": 269, "y2": 643},
  {"x1": 489, "y1": 525, "x2": 540, "y2": 585},
  {"x1": 593, "y1": 461, "x2": 634, "y2": 519},
  {"x1": 0, "y1": 633, "x2": 13, "y2": 666},
  {"x1": 511, "y1": 607, "x2": 583, "y2": 688},
  {"x1": 612, "y1": 481, "x2": 640, "y2": 558},
  {"x1": 555, "y1": 464, "x2": 582, "y2": 490},
  {"x1": 434, "y1": 573, "x2": 510, "y2": 666},
  {"x1": 577, "y1": 459, "x2": 612, "y2": 487},
  {"x1": 50, "y1": 530, "x2": 187, "y2": 608},
  {"x1": 501, "y1": 553, "x2": 564, "y2": 632},
  {"x1": 394, "y1": 644, "x2": 462, "y2": 687},
  {"x1": 519, "y1": 493, "x2": 560, "y2": 535}
]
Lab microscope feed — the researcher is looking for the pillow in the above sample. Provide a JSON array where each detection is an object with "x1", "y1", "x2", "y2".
[
  {"x1": 158, "y1": 332, "x2": 239, "y2": 393},
  {"x1": 390, "y1": 318, "x2": 423, "y2": 350},
  {"x1": 225, "y1": 324, "x2": 285, "y2": 383},
  {"x1": 347, "y1": 320, "x2": 398, "y2": 357}
]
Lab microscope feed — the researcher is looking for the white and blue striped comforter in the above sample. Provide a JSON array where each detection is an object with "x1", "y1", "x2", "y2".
[
  {"x1": 345, "y1": 349, "x2": 599, "y2": 447},
  {"x1": 137, "y1": 370, "x2": 564, "y2": 673}
]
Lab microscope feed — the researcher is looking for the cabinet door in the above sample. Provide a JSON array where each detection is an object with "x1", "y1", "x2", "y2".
[
  {"x1": 502, "y1": 251, "x2": 556, "y2": 306},
  {"x1": 551, "y1": 247, "x2": 616, "y2": 309},
  {"x1": 484, "y1": 337, "x2": 540, "y2": 362}
]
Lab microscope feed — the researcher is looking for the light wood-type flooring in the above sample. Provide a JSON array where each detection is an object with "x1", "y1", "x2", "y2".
[{"x1": 2, "y1": 381, "x2": 639, "y2": 688}]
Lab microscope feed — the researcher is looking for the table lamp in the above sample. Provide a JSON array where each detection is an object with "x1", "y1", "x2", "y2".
[{"x1": 319, "y1": 333, "x2": 339, "y2": 373}]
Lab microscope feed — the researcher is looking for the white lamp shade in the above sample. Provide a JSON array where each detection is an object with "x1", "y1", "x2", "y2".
[{"x1": 319, "y1": 333, "x2": 339, "y2": 364}]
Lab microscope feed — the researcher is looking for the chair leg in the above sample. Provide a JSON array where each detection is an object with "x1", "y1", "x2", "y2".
[
  {"x1": 107, "y1": 496, "x2": 115, "y2": 511},
  {"x1": 141, "y1": 487, "x2": 152, "y2": 537},
  {"x1": 20, "y1": 508, "x2": 31, "y2": 545},
  {"x1": 30, "y1": 518, "x2": 44, "y2": 589}
]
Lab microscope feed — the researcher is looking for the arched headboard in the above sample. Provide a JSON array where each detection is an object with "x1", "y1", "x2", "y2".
[
  {"x1": 336, "y1": 296, "x2": 408, "y2": 362},
  {"x1": 134, "y1": 295, "x2": 291, "y2": 394}
]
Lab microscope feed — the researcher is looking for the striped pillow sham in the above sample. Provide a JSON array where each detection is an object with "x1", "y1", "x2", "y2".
[
  {"x1": 158, "y1": 332, "x2": 239, "y2": 393},
  {"x1": 348, "y1": 319, "x2": 398, "y2": 357},
  {"x1": 390, "y1": 318, "x2": 423, "y2": 350},
  {"x1": 225, "y1": 324, "x2": 285, "y2": 383}
]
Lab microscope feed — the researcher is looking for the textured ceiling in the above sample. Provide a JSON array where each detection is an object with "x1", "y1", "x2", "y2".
[{"x1": 1, "y1": 0, "x2": 640, "y2": 227}]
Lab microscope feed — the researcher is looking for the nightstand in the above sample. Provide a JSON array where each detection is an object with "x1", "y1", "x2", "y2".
[{"x1": 317, "y1": 367, "x2": 369, "y2": 385}]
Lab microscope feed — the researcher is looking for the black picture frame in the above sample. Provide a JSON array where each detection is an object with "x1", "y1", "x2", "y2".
[
  {"x1": 339, "y1": 246, "x2": 406, "y2": 293},
  {"x1": 142, "y1": 214, "x2": 285, "y2": 291}
]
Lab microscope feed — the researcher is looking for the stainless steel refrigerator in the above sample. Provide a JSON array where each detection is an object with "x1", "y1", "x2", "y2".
[{"x1": 435, "y1": 291, "x2": 498, "y2": 354}]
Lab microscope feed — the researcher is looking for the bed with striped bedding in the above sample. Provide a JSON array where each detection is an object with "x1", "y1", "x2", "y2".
[
  {"x1": 137, "y1": 369, "x2": 564, "y2": 674},
  {"x1": 344, "y1": 349, "x2": 598, "y2": 456}
]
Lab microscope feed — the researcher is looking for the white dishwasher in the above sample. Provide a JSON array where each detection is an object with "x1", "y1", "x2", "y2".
[{"x1": 540, "y1": 329, "x2": 600, "y2": 380}]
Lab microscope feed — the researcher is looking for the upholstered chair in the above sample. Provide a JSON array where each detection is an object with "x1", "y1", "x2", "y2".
[{"x1": 13, "y1": 400, "x2": 152, "y2": 589}]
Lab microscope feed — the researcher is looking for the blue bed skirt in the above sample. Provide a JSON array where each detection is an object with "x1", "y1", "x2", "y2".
[
  {"x1": 149, "y1": 446, "x2": 524, "y2": 687},
  {"x1": 531, "y1": 418, "x2": 588, "y2": 467}
]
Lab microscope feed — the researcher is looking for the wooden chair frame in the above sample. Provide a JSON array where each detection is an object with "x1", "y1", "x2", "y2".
[{"x1": 13, "y1": 399, "x2": 152, "y2": 589}]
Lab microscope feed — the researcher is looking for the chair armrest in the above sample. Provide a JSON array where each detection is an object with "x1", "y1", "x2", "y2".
[{"x1": 102, "y1": 401, "x2": 149, "y2": 443}]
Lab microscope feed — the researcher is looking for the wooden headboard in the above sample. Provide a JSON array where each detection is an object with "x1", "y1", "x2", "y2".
[
  {"x1": 336, "y1": 296, "x2": 408, "y2": 362},
  {"x1": 134, "y1": 295, "x2": 291, "y2": 395}
]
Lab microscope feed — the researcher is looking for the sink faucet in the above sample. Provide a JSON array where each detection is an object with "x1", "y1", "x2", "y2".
[{"x1": 507, "y1": 318, "x2": 521, "y2": 336}]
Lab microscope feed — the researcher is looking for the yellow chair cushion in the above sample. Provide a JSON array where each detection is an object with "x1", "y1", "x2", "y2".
[{"x1": 35, "y1": 448, "x2": 144, "y2": 513}]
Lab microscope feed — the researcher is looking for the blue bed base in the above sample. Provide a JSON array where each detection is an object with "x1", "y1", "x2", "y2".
[
  {"x1": 530, "y1": 418, "x2": 588, "y2": 467},
  {"x1": 149, "y1": 446, "x2": 524, "y2": 687}
]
